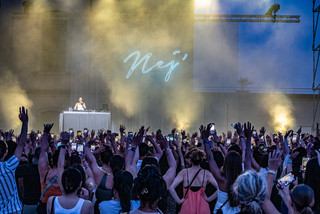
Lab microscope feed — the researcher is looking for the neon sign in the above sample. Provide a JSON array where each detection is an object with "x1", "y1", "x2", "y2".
[{"x1": 123, "y1": 50, "x2": 188, "y2": 82}]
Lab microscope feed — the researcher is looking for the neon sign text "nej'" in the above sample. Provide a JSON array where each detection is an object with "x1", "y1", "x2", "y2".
[{"x1": 123, "y1": 50, "x2": 188, "y2": 82}]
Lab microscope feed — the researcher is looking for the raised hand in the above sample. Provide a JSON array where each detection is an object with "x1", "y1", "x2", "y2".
[
  {"x1": 244, "y1": 122, "x2": 254, "y2": 139},
  {"x1": 119, "y1": 125, "x2": 126, "y2": 134},
  {"x1": 43, "y1": 124, "x2": 54, "y2": 134},
  {"x1": 201, "y1": 124, "x2": 211, "y2": 140},
  {"x1": 259, "y1": 127, "x2": 266, "y2": 136},
  {"x1": 19, "y1": 106, "x2": 28, "y2": 123},
  {"x1": 297, "y1": 127, "x2": 302, "y2": 135},
  {"x1": 268, "y1": 149, "x2": 282, "y2": 171},
  {"x1": 90, "y1": 130, "x2": 95, "y2": 139},
  {"x1": 235, "y1": 123, "x2": 245, "y2": 138}
]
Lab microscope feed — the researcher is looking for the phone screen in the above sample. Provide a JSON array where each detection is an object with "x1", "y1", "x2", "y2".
[
  {"x1": 77, "y1": 143, "x2": 84, "y2": 155},
  {"x1": 168, "y1": 134, "x2": 174, "y2": 141},
  {"x1": 128, "y1": 132, "x2": 133, "y2": 139},
  {"x1": 71, "y1": 143, "x2": 77, "y2": 151},
  {"x1": 209, "y1": 123, "x2": 215, "y2": 135},
  {"x1": 69, "y1": 128, "x2": 74, "y2": 134},
  {"x1": 277, "y1": 172, "x2": 295, "y2": 187},
  {"x1": 300, "y1": 157, "x2": 310, "y2": 172},
  {"x1": 77, "y1": 131, "x2": 82, "y2": 136},
  {"x1": 91, "y1": 145, "x2": 96, "y2": 152},
  {"x1": 226, "y1": 139, "x2": 231, "y2": 147},
  {"x1": 57, "y1": 142, "x2": 61, "y2": 147}
]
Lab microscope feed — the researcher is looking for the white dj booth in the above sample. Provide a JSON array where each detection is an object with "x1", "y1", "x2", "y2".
[{"x1": 59, "y1": 111, "x2": 111, "y2": 132}]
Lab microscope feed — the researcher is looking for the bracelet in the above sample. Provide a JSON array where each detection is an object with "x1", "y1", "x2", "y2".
[{"x1": 267, "y1": 170, "x2": 277, "y2": 175}]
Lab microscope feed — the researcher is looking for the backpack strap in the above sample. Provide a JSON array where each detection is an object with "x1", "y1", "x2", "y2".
[{"x1": 39, "y1": 175, "x2": 58, "y2": 202}]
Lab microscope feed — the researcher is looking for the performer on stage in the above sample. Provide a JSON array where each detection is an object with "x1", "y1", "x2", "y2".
[{"x1": 74, "y1": 97, "x2": 87, "y2": 110}]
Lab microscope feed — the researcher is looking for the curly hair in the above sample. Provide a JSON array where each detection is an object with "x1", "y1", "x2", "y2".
[{"x1": 132, "y1": 165, "x2": 166, "y2": 210}]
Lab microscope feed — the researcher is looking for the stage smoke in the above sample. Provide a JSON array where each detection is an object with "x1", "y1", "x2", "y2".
[
  {"x1": 0, "y1": 70, "x2": 33, "y2": 130},
  {"x1": 261, "y1": 93, "x2": 295, "y2": 133}
]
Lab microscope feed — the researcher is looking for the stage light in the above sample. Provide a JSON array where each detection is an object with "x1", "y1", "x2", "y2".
[{"x1": 265, "y1": 3, "x2": 280, "y2": 16}]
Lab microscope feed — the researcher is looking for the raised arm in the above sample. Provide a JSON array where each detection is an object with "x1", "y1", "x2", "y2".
[
  {"x1": 147, "y1": 135, "x2": 163, "y2": 161},
  {"x1": 244, "y1": 122, "x2": 254, "y2": 171},
  {"x1": 157, "y1": 130, "x2": 177, "y2": 188},
  {"x1": 58, "y1": 132, "x2": 69, "y2": 189},
  {"x1": 14, "y1": 106, "x2": 28, "y2": 160},
  {"x1": 84, "y1": 142, "x2": 104, "y2": 185}
]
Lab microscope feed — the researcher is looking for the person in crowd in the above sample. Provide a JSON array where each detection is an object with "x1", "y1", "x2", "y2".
[
  {"x1": 99, "y1": 170, "x2": 140, "y2": 213},
  {"x1": 232, "y1": 170, "x2": 267, "y2": 214},
  {"x1": 304, "y1": 149, "x2": 320, "y2": 213},
  {"x1": 74, "y1": 97, "x2": 87, "y2": 111},
  {"x1": 37, "y1": 124, "x2": 62, "y2": 214},
  {"x1": 16, "y1": 147, "x2": 41, "y2": 214},
  {"x1": 46, "y1": 132, "x2": 93, "y2": 214},
  {"x1": 0, "y1": 107, "x2": 27, "y2": 214},
  {"x1": 169, "y1": 147, "x2": 218, "y2": 214},
  {"x1": 131, "y1": 165, "x2": 166, "y2": 214}
]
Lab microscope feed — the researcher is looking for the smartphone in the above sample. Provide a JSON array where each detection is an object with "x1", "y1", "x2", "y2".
[
  {"x1": 194, "y1": 138, "x2": 198, "y2": 146},
  {"x1": 292, "y1": 134, "x2": 297, "y2": 143},
  {"x1": 253, "y1": 130, "x2": 257, "y2": 136},
  {"x1": 128, "y1": 132, "x2": 133, "y2": 139},
  {"x1": 259, "y1": 143, "x2": 264, "y2": 150},
  {"x1": 300, "y1": 157, "x2": 310, "y2": 172},
  {"x1": 77, "y1": 143, "x2": 84, "y2": 155},
  {"x1": 69, "y1": 128, "x2": 74, "y2": 134},
  {"x1": 51, "y1": 133, "x2": 54, "y2": 138},
  {"x1": 38, "y1": 133, "x2": 41, "y2": 138},
  {"x1": 226, "y1": 139, "x2": 231, "y2": 147},
  {"x1": 183, "y1": 138, "x2": 187, "y2": 144},
  {"x1": 83, "y1": 128, "x2": 88, "y2": 134},
  {"x1": 209, "y1": 123, "x2": 215, "y2": 135},
  {"x1": 91, "y1": 145, "x2": 96, "y2": 152},
  {"x1": 168, "y1": 134, "x2": 174, "y2": 141},
  {"x1": 57, "y1": 142, "x2": 62, "y2": 147},
  {"x1": 77, "y1": 130, "x2": 82, "y2": 136},
  {"x1": 277, "y1": 172, "x2": 295, "y2": 188},
  {"x1": 122, "y1": 132, "x2": 126, "y2": 137},
  {"x1": 71, "y1": 142, "x2": 77, "y2": 151}
]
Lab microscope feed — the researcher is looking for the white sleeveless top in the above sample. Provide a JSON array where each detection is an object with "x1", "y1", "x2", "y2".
[
  {"x1": 213, "y1": 190, "x2": 240, "y2": 214},
  {"x1": 54, "y1": 197, "x2": 85, "y2": 214},
  {"x1": 76, "y1": 103, "x2": 84, "y2": 110}
]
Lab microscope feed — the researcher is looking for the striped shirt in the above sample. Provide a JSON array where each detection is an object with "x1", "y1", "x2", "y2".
[{"x1": 0, "y1": 155, "x2": 22, "y2": 214}]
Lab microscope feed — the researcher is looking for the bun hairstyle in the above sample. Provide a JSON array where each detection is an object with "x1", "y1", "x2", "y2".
[
  {"x1": 233, "y1": 170, "x2": 266, "y2": 214},
  {"x1": 100, "y1": 146, "x2": 114, "y2": 165},
  {"x1": 110, "y1": 155, "x2": 125, "y2": 175},
  {"x1": 133, "y1": 165, "x2": 166, "y2": 210},
  {"x1": 61, "y1": 167, "x2": 82, "y2": 194},
  {"x1": 290, "y1": 184, "x2": 314, "y2": 214},
  {"x1": 113, "y1": 171, "x2": 134, "y2": 213},
  {"x1": 189, "y1": 148, "x2": 206, "y2": 165}
]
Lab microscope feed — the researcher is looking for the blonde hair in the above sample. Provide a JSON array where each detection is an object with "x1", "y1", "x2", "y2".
[{"x1": 233, "y1": 170, "x2": 266, "y2": 214}]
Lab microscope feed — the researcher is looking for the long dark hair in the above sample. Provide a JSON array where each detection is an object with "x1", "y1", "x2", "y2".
[
  {"x1": 110, "y1": 155, "x2": 125, "y2": 175},
  {"x1": 113, "y1": 171, "x2": 133, "y2": 213},
  {"x1": 224, "y1": 151, "x2": 242, "y2": 207},
  {"x1": 304, "y1": 158, "x2": 320, "y2": 213}
]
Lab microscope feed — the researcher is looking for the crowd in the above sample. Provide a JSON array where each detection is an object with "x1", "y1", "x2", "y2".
[{"x1": 0, "y1": 106, "x2": 320, "y2": 214}]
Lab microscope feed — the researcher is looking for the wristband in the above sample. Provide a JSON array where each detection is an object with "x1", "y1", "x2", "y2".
[
  {"x1": 239, "y1": 136, "x2": 245, "y2": 140},
  {"x1": 129, "y1": 147, "x2": 136, "y2": 152},
  {"x1": 267, "y1": 170, "x2": 277, "y2": 175}
]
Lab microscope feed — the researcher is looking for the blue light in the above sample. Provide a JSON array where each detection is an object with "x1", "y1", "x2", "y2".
[{"x1": 123, "y1": 50, "x2": 188, "y2": 82}]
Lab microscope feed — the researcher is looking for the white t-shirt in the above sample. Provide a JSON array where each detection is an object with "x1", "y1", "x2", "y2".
[{"x1": 99, "y1": 200, "x2": 140, "y2": 214}]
